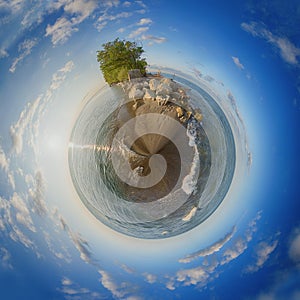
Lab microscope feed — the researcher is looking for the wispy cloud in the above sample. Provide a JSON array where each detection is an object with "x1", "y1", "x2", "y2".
[
  {"x1": 221, "y1": 211, "x2": 262, "y2": 265},
  {"x1": 141, "y1": 34, "x2": 166, "y2": 45},
  {"x1": 179, "y1": 226, "x2": 236, "y2": 263},
  {"x1": 289, "y1": 229, "x2": 300, "y2": 265},
  {"x1": 232, "y1": 56, "x2": 245, "y2": 70},
  {"x1": 59, "y1": 215, "x2": 94, "y2": 264},
  {"x1": 244, "y1": 239, "x2": 278, "y2": 273},
  {"x1": 0, "y1": 247, "x2": 13, "y2": 270},
  {"x1": 99, "y1": 270, "x2": 126, "y2": 298},
  {"x1": 45, "y1": 0, "x2": 98, "y2": 45},
  {"x1": 0, "y1": 145, "x2": 9, "y2": 172},
  {"x1": 143, "y1": 272, "x2": 156, "y2": 284},
  {"x1": 9, "y1": 38, "x2": 38, "y2": 73},
  {"x1": 128, "y1": 26, "x2": 149, "y2": 38},
  {"x1": 0, "y1": 47, "x2": 8, "y2": 58},
  {"x1": 11, "y1": 192, "x2": 36, "y2": 232},
  {"x1": 10, "y1": 60, "x2": 74, "y2": 156},
  {"x1": 137, "y1": 18, "x2": 152, "y2": 25},
  {"x1": 60, "y1": 276, "x2": 102, "y2": 299},
  {"x1": 28, "y1": 170, "x2": 47, "y2": 215},
  {"x1": 123, "y1": 1, "x2": 131, "y2": 7},
  {"x1": 45, "y1": 17, "x2": 78, "y2": 46},
  {"x1": 95, "y1": 11, "x2": 132, "y2": 32},
  {"x1": 166, "y1": 211, "x2": 262, "y2": 289},
  {"x1": 135, "y1": 1, "x2": 146, "y2": 9},
  {"x1": 241, "y1": 21, "x2": 300, "y2": 65},
  {"x1": 0, "y1": 0, "x2": 25, "y2": 13},
  {"x1": 10, "y1": 95, "x2": 42, "y2": 155},
  {"x1": 98, "y1": 270, "x2": 136, "y2": 299},
  {"x1": 97, "y1": 11, "x2": 132, "y2": 22}
]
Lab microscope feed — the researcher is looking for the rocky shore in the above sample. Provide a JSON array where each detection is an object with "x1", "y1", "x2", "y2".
[{"x1": 118, "y1": 76, "x2": 203, "y2": 125}]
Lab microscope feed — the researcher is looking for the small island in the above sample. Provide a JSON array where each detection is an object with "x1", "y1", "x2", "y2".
[{"x1": 96, "y1": 39, "x2": 210, "y2": 203}]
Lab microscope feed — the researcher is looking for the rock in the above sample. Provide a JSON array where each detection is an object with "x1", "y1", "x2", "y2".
[
  {"x1": 194, "y1": 112, "x2": 203, "y2": 122},
  {"x1": 175, "y1": 106, "x2": 184, "y2": 118},
  {"x1": 157, "y1": 82, "x2": 173, "y2": 94},
  {"x1": 143, "y1": 89, "x2": 156, "y2": 101},
  {"x1": 156, "y1": 94, "x2": 170, "y2": 106},
  {"x1": 149, "y1": 79, "x2": 160, "y2": 91},
  {"x1": 132, "y1": 100, "x2": 143, "y2": 110},
  {"x1": 161, "y1": 78, "x2": 178, "y2": 91},
  {"x1": 129, "y1": 86, "x2": 144, "y2": 99},
  {"x1": 169, "y1": 92, "x2": 181, "y2": 102}
]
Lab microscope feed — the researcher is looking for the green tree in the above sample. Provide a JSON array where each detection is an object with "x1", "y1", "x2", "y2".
[{"x1": 97, "y1": 38, "x2": 147, "y2": 85}]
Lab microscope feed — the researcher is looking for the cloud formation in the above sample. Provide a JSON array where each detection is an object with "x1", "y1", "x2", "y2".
[
  {"x1": 9, "y1": 38, "x2": 38, "y2": 73},
  {"x1": 0, "y1": 0, "x2": 25, "y2": 13},
  {"x1": 232, "y1": 56, "x2": 245, "y2": 70},
  {"x1": 179, "y1": 226, "x2": 236, "y2": 263},
  {"x1": 137, "y1": 18, "x2": 152, "y2": 25},
  {"x1": 128, "y1": 26, "x2": 149, "y2": 38},
  {"x1": 0, "y1": 247, "x2": 13, "y2": 269},
  {"x1": 166, "y1": 211, "x2": 262, "y2": 289},
  {"x1": 45, "y1": 0, "x2": 98, "y2": 45},
  {"x1": 289, "y1": 230, "x2": 300, "y2": 264},
  {"x1": 60, "y1": 276, "x2": 101, "y2": 300},
  {"x1": 141, "y1": 34, "x2": 167, "y2": 45},
  {"x1": 245, "y1": 240, "x2": 278, "y2": 273},
  {"x1": 241, "y1": 22, "x2": 300, "y2": 65},
  {"x1": 28, "y1": 170, "x2": 47, "y2": 215}
]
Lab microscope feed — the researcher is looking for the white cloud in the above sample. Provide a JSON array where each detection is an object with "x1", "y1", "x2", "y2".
[
  {"x1": 241, "y1": 22, "x2": 300, "y2": 65},
  {"x1": 98, "y1": 270, "x2": 140, "y2": 299},
  {"x1": 0, "y1": 0, "x2": 25, "y2": 13},
  {"x1": 117, "y1": 27, "x2": 126, "y2": 33},
  {"x1": 289, "y1": 231, "x2": 300, "y2": 264},
  {"x1": 0, "y1": 145, "x2": 9, "y2": 172},
  {"x1": 10, "y1": 60, "x2": 74, "y2": 157},
  {"x1": 99, "y1": 270, "x2": 126, "y2": 298},
  {"x1": 135, "y1": 1, "x2": 146, "y2": 9},
  {"x1": 45, "y1": 17, "x2": 78, "y2": 46},
  {"x1": 60, "y1": 276, "x2": 101, "y2": 299},
  {"x1": 59, "y1": 215, "x2": 93, "y2": 264},
  {"x1": 244, "y1": 240, "x2": 278, "y2": 273},
  {"x1": 179, "y1": 226, "x2": 236, "y2": 263},
  {"x1": 0, "y1": 48, "x2": 8, "y2": 58},
  {"x1": 141, "y1": 35, "x2": 166, "y2": 45},
  {"x1": 137, "y1": 18, "x2": 152, "y2": 26},
  {"x1": 28, "y1": 170, "x2": 47, "y2": 215},
  {"x1": 10, "y1": 95, "x2": 42, "y2": 154},
  {"x1": 128, "y1": 26, "x2": 149, "y2": 38},
  {"x1": 221, "y1": 212, "x2": 262, "y2": 265},
  {"x1": 11, "y1": 192, "x2": 36, "y2": 232},
  {"x1": 95, "y1": 11, "x2": 132, "y2": 32},
  {"x1": 9, "y1": 38, "x2": 38, "y2": 73},
  {"x1": 123, "y1": 1, "x2": 131, "y2": 7},
  {"x1": 64, "y1": 0, "x2": 97, "y2": 21},
  {"x1": 143, "y1": 273, "x2": 156, "y2": 284},
  {"x1": 232, "y1": 56, "x2": 245, "y2": 70},
  {"x1": 102, "y1": 0, "x2": 120, "y2": 8},
  {"x1": 0, "y1": 247, "x2": 13, "y2": 269},
  {"x1": 98, "y1": 11, "x2": 132, "y2": 22},
  {"x1": 46, "y1": 0, "x2": 98, "y2": 45},
  {"x1": 50, "y1": 60, "x2": 75, "y2": 90}
]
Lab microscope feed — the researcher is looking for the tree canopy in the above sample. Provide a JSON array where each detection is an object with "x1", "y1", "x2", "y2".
[{"x1": 97, "y1": 38, "x2": 147, "y2": 85}]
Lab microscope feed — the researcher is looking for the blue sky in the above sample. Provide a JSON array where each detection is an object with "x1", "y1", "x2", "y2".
[{"x1": 0, "y1": 0, "x2": 300, "y2": 299}]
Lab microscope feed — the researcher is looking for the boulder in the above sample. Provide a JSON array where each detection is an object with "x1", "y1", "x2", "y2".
[
  {"x1": 129, "y1": 86, "x2": 144, "y2": 99},
  {"x1": 157, "y1": 82, "x2": 173, "y2": 94},
  {"x1": 143, "y1": 89, "x2": 156, "y2": 101},
  {"x1": 149, "y1": 79, "x2": 161, "y2": 91}
]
